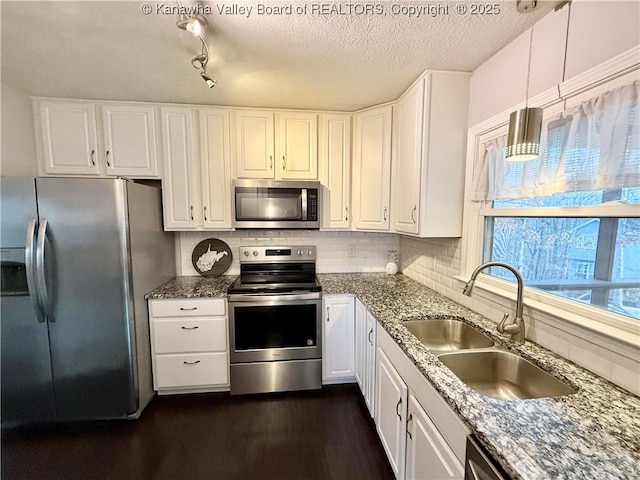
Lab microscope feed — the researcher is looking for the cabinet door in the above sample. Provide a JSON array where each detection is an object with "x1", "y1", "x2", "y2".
[
  {"x1": 199, "y1": 108, "x2": 233, "y2": 229},
  {"x1": 38, "y1": 100, "x2": 100, "y2": 175},
  {"x1": 391, "y1": 79, "x2": 424, "y2": 235},
  {"x1": 102, "y1": 105, "x2": 159, "y2": 177},
  {"x1": 160, "y1": 107, "x2": 199, "y2": 230},
  {"x1": 277, "y1": 112, "x2": 318, "y2": 179},
  {"x1": 319, "y1": 114, "x2": 351, "y2": 229},
  {"x1": 352, "y1": 106, "x2": 392, "y2": 231},
  {"x1": 376, "y1": 348, "x2": 408, "y2": 479},
  {"x1": 322, "y1": 295, "x2": 355, "y2": 382},
  {"x1": 354, "y1": 298, "x2": 367, "y2": 394},
  {"x1": 406, "y1": 395, "x2": 464, "y2": 480},
  {"x1": 364, "y1": 310, "x2": 377, "y2": 416},
  {"x1": 234, "y1": 110, "x2": 275, "y2": 178}
]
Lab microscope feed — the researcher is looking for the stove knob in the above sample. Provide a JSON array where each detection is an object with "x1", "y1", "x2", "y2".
[
  {"x1": 243, "y1": 250, "x2": 250, "y2": 257},
  {"x1": 253, "y1": 250, "x2": 259, "y2": 256},
  {"x1": 297, "y1": 250, "x2": 303, "y2": 256},
  {"x1": 307, "y1": 250, "x2": 313, "y2": 256}
]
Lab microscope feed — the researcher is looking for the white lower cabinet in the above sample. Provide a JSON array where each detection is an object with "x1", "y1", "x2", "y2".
[
  {"x1": 322, "y1": 295, "x2": 355, "y2": 383},
  {"x1": 405, "y1": 395, "x2": 464, "y2": 480},
  {"x1": 376, "y1": 323, "x2": 469, "y2": 480},
  {"x1": 376, "y1": 348, "x2": 408, "y2": 479},
  {"x1": 355, "y1": 298, "x2": 377, "y2": 416},
  {"x1": 149, "y1": 298, "x2": 229, "y2": 394}
]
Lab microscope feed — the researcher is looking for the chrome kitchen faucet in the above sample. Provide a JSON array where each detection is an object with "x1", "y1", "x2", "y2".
[{"x1": 463, "y1": 262, "x2": 526, "y2": 344}]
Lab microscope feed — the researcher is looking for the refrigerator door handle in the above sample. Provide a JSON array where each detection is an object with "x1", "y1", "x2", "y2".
[
  {"x1": 26, "y1": 219, "x2": 46, "y2": 323},
  {"x1": 35, "y1": 218, "x2": 53, "y2": 322}
]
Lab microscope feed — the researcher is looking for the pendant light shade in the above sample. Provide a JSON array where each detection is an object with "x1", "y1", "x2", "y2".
[{"x1": 506, "y1": 107, "x2": 543, "y2": 161}]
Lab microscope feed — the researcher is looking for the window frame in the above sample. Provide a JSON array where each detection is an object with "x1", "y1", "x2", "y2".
[{"x1": 460, "y1": 71, "x2": 640, "y2": 347}]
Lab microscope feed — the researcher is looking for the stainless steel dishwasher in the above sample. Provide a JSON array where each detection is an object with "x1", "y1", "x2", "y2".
[{"x1": 465, "y1": 436, "x2": 511, "y2": 480}]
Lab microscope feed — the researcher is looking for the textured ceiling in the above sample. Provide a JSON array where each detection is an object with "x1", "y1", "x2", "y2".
[{"x1": 1, "y1": 1, "x2": 553, "y2": 111}]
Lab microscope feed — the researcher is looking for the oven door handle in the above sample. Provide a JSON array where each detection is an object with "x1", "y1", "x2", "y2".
[{"x1": 228, "y1": 292, "x2": 322, "y2": 302}]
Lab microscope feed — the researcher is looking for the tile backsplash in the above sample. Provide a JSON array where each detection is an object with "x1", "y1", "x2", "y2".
[{"x1": 177, "y1": 230, "x2": 400, "y2": 276}]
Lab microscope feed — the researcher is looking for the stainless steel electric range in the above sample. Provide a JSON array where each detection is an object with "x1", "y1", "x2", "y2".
[{"x1": 226, "y1": 246, "x2": 322, "y2": 395}]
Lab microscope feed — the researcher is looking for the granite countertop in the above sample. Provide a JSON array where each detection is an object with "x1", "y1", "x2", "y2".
[
  {"x1": 319, "y1": 273, "x2": 640, "y2": 480},
  {"x1": 145, "y1": 275, "x2": 237, "y2": 299}
]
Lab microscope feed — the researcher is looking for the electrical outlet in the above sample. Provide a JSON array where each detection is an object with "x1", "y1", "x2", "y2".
[{"x1": 348, "y1": 245, "x2": 357, "y2": 257}]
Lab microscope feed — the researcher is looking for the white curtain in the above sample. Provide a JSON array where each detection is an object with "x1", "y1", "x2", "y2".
[{"x1": 471, "y1": 80, "x2": 640, "y2": 202}]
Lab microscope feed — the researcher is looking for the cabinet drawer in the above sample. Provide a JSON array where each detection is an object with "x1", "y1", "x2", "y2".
[
  {"x1": 153, "y1": 318, "x2": 227, "y2": 354},
  {"x1": 150, "y1": 298, "x2": 226, "y2": 317},
  {"x1": 154, "y1": 353, "x2": 228, "y2": 389}
]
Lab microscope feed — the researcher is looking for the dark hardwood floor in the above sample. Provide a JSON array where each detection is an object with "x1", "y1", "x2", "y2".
[{"x1": 2, "y1": 384, "x2": 394, "y2": 480}]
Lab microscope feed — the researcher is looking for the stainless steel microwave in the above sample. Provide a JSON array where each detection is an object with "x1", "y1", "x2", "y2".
[{"x1": 232, "y1": 179, "x2": 321, "y2": 229}]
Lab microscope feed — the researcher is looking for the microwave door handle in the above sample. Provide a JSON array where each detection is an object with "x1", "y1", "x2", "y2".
[
  {"x1": 25, "y1": 219, "x2": 45, "y2": 323},
  {"x1": 301, "y1": 189, "x2": 307, "y2": 220}
]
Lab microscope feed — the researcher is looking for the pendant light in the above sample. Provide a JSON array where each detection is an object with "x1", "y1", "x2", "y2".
[{"x1": 506, "y1": 1, "x2": 543, "y2": 162}]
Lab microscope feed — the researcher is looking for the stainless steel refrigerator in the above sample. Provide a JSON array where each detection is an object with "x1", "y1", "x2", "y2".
[{"x1": 0, "y1": 177, "x2": 175, "y2": 426}]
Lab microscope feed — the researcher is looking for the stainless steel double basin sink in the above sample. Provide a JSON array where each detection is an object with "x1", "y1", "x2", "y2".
[{"x1": 403, "y1": 319, "x2": 577, "y2": 401}]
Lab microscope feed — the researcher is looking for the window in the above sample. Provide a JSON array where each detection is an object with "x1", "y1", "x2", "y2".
[{"x1": 470, "y1": 80, "x2": 640, "y2": 321}]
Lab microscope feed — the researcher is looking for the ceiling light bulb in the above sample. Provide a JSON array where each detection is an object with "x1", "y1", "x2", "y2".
[
  {"x1": 191, "y1": 54, "x2": 208, "y2": 70},
  {"x1": 186, "y1": 19, "x2": 203, "y2": 36},
  {"x1": 201, "y1": 72, "x2": 217, "y2": 88}
]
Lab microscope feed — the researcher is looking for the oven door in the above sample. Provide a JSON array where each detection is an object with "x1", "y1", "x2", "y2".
[{"x1": 228, "y1": 293, "x2": 322, "y2": 363}]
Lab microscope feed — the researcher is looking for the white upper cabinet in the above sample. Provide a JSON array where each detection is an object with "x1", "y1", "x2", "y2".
[
  {"x1": 352, "y1": 105, "x2": 393, "y2": 231},
  {"x1": 199, "y1": 108, "x2": 233, "y2": 230},
  {"x1": 391, "y1": 72, "x2": 470, "y2": 237},
  {"x1": 276, "y1": 112, "x2": 318, "y2": 179},
  {"x1": 37, "y1": 100, "x2": 100, "y2": 176},
  {"x1": 35, "y1": 99, "x2": 160, "y2": 178},
  {"x1": 319, "y1": 113, "x2": 351, "y2": 229},
  {"x1": 234, "y1": 110, "x2": 275, "y2": 178},
  {"x1": 391, "y1": 80, "x2": 425, "y2": 235},
  {"x1": 233, "y1": 110, "x2": 319, "y2": 180},
  {"x1": 160, "y1": 107, "x2": 198, "y2": 230},
  {"x1": 161, "y1": 107, "x2": 233, "y2": 231},
  {"x1": 102, "y1": 104, "x2": 158, "y2": 177}
]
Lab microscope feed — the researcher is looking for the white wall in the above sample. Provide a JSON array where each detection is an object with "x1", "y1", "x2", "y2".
[
  {"x1": 1, "y1": 83, "x2": 38, "y2": 176},
  {"x1": 177, "y1": 230, "x2": 400, "y2": 276},
  {"x1": 468, "y1": 0, "x2": 640, "y2": 125}
]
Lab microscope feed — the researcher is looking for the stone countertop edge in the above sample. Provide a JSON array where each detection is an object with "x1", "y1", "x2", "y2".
[
  {"x1": 145, "y1": 275, "x2": 237, "y2": 299},
  {"x1": 318, "y1": 273, "x2": 640, "y2": 480}
]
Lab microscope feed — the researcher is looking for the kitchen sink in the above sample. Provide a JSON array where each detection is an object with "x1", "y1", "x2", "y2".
[
  {"x1": 438, "y1": 350, "x2": 577, "y2": 400},
  {"x1": 403, "y1": 319, "x2": 495, "y2": 352}
]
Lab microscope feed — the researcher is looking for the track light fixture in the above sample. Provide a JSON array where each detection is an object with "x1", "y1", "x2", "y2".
[{"x1": 176, "y1": 9, "x2": 217, "y2": 88}]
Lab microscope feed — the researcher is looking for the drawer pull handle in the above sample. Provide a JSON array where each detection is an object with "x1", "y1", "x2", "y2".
[
  {"x1": 180, "y1": 307, "x2": 198, "y2": 311},
  {"x1": 368, "y1": 328, "x2": 373, "y2": 345},
  {"x1": 181, "y1": 326, "x2": 199, "y2": 330},
  {"x1": 407, "y1": 413, "x2": 413, "y2": 439},
  {"x1": 183, "y1": 360, "x2": 201, "y2": 365},
  {"x1": 396, "y1": 397, "x2": 402, "y2": 419}
]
